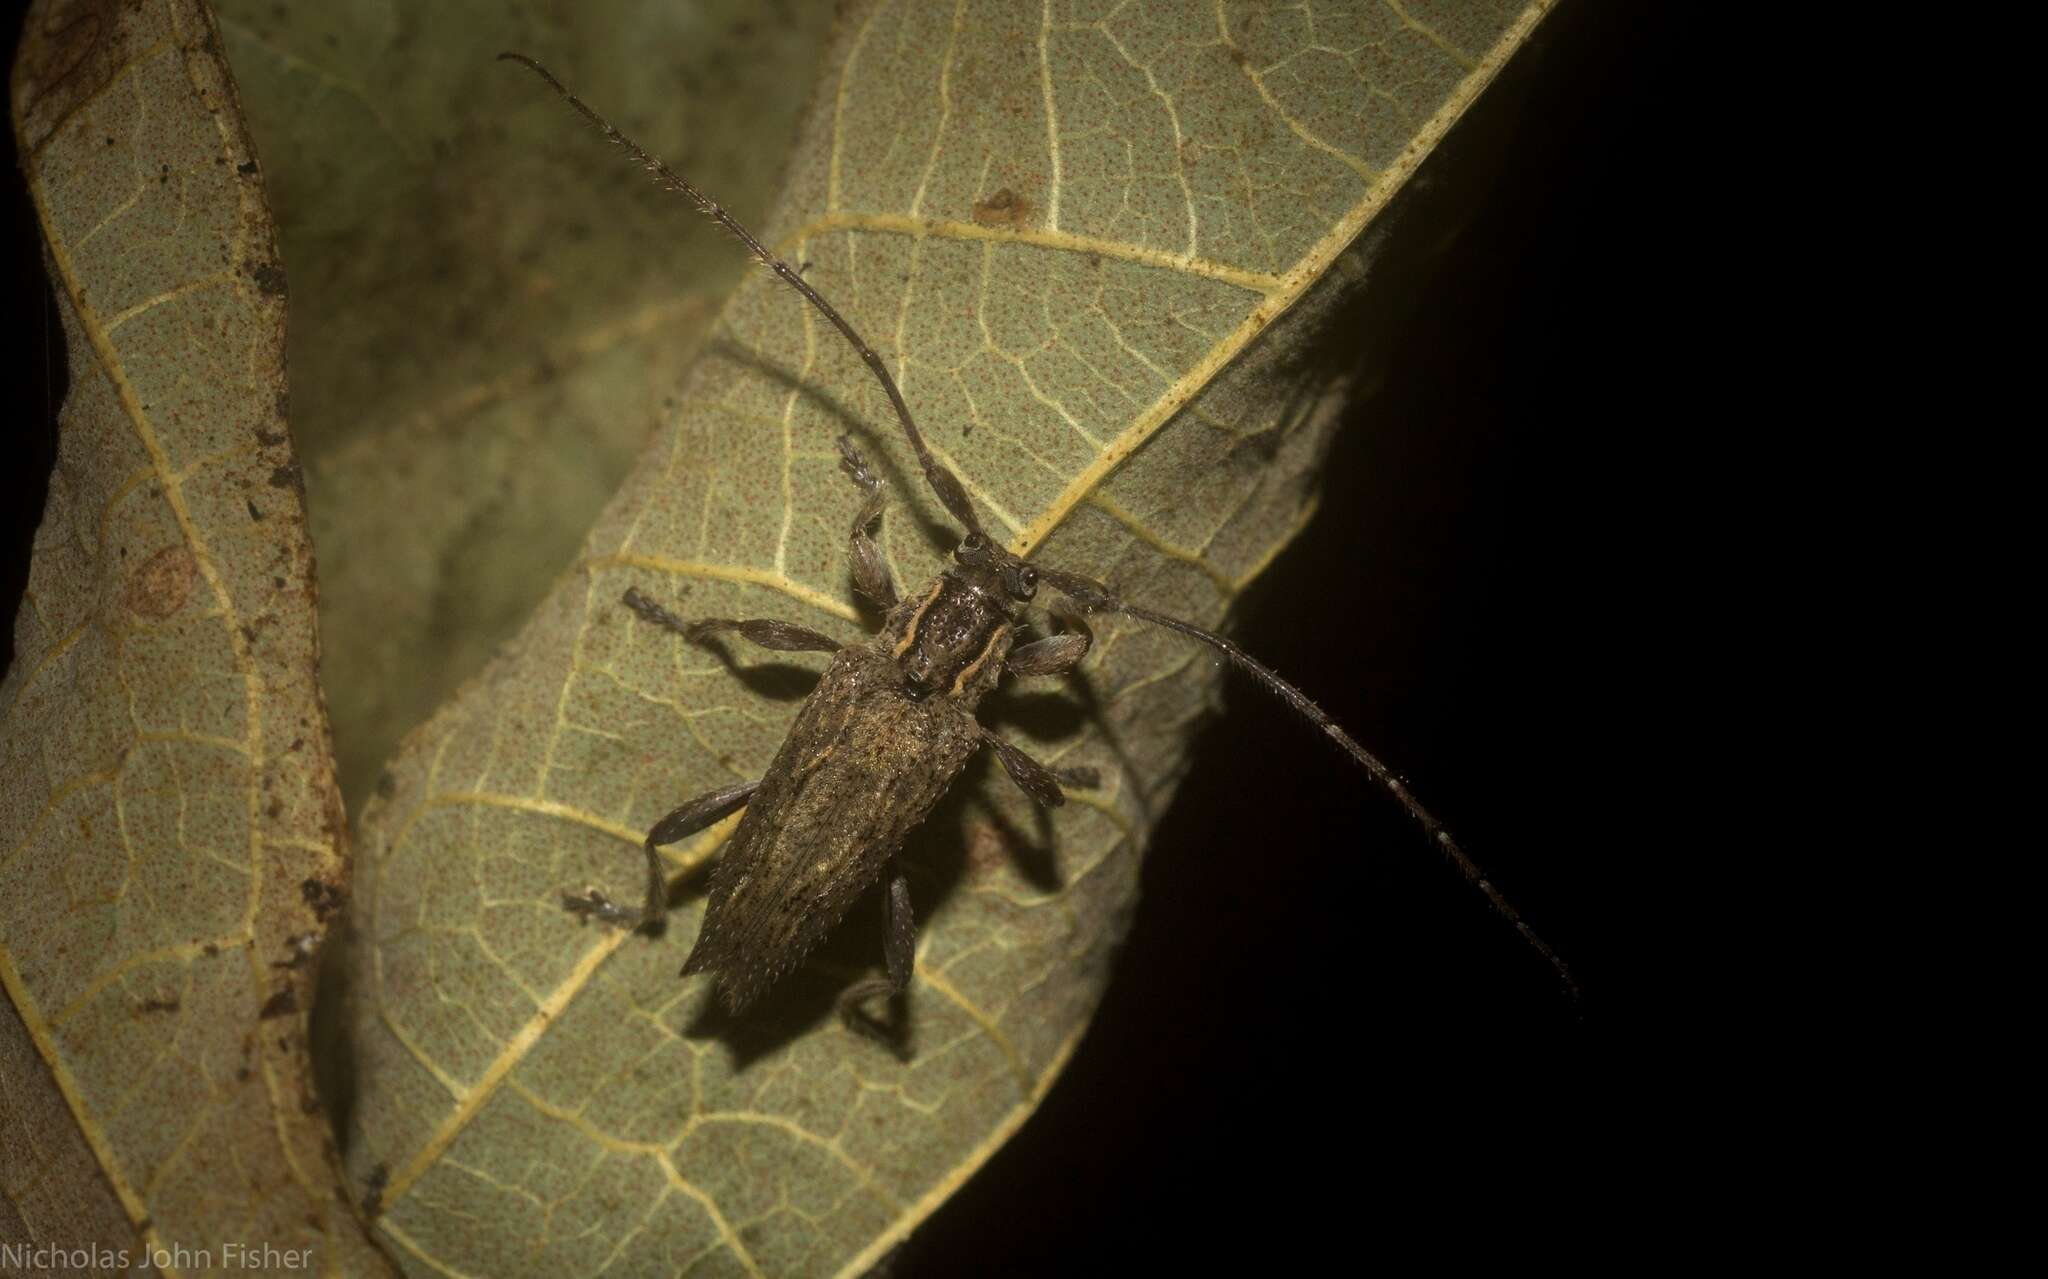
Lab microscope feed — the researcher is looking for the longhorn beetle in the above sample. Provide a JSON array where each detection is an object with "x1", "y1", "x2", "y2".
[{"x1": 502, "y1": 54, "x2": 1577, "y2": 1020}]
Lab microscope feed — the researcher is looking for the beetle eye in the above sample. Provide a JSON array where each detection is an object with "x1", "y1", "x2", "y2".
[{"x1": 1019, "y1": 567, "x2": 1038, "y2": 589}]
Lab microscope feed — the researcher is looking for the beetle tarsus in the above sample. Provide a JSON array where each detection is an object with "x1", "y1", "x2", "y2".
[{"x1": 561, "y1": 889, "x2": 642, "y2": 929}]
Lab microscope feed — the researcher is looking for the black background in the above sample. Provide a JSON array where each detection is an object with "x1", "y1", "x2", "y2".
[{"x1": 6, "y1": 1, "x2": 1684, "y2": 1271}]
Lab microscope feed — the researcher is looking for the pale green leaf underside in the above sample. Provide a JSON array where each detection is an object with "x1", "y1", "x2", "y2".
[{"x1": 344, "y1": 3, "x2": 1550, "y2": 1276}]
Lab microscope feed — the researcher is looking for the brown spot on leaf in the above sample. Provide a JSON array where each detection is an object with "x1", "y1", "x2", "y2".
[
  {"x1": 126, "y1": 545, "x2": 195, "y2": 618},
  {"x1": 302, "y1": 878, "x2": 344, "y2": 920},
  {"x1": 269, "y1": 462, "x2": 301, "y2": 489},
  {"x1": 249, "y1": 260, "x2": 287, "y2": 297},
  {"x1": 260, "y1": 988, "x2": 298, "y2": 1019},
  {"x1": 972, "y1": 187, "x2": 1034, "y2": 228},
  {"x1": 138, "y1": 995, "x2": 179, "y2": 1014}
]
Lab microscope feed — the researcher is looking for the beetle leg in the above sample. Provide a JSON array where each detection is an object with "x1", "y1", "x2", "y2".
[
  {"x1": 980, "y1": 728, "x2": 1095, "y2": 807},
  {"x1": 1004, "y1": 603, "x2": 1092, "y2": 677},
  {"x1": 619, "y1": 586, "x2": 695, "y2": 636},
  {"x1": 836, "y1": 435, "x2": 897, "y2": 609},
  {"x1": 563, "y1": 779, "x2": 759, "y2": 930},
  {"x1": 624, "y1": 587, "x2": 843, "y2": 653},
  {"x1": 683, "y1": 617, "x2": 844, "y2": 653},
  {"x1": 1053, "y1": 764, "x2": 1101, "y2": 789},
  {"x1": 837, "y1": 863, "x2": 915, "y2": 1037},
  {"x1": 880, "y1": 866, "x2": 915, "y2": 993}
]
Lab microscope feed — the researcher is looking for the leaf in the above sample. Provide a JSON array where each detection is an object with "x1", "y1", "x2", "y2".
[
  {"x1": 334, "y1": 2, "x2": 1557, "y2": 1275},
  {"x1": 207, "y1": 0, "x2": 838, "y2": 813},
  {"x1": 2, "y1": 0, "x2": 383, "y2": 1270}
]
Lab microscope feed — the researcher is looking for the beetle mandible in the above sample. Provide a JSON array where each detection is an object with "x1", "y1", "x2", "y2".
[{"x1": 501, "y1": 54, "x2": 1576, "y2": 1021}]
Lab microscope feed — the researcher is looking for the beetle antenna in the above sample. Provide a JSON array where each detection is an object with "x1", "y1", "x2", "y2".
[
  {"x1": 498, "y1": 52, "x2": 988, "y2": 538},
  {"x1": 1036, "y1": 566, "x2": 1579, "y2": 999}
]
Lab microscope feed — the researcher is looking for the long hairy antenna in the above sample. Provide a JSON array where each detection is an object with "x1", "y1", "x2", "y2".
[
  {"x1": 498, "y1": 52, "x2": 987, "y2": 537},
  {"x1": 1144, "y1": 607, "x2": 1575, "y2": 988},
  {"x1": 1036, "y1": 567, "x2": 1578, "y2": 996},
  {"x1": 502, "y1": 52, "x2": 1577, "y2": 1001}
]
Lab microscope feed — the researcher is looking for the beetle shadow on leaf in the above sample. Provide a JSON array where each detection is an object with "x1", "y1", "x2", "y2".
[
  {"x1": 682, "y1": 978, "x2": 840, "y2": 1067},
  {"x1": 905, "y1": 751, "x2": 1069, "y2": 899},
  {"x1": 1006, "y1": 660, "x2": 1162, "y2": 827},
  {"x1": 640, "y1": 864, "x2": 849, "y2": 1063},
  {"x1": 989, "y1": 687, "x2": 1087, "y2": 742},
  {"x1": 680, "y1": 907, "x2": 919, "y2": 1066},
  {"x1": 707, "y1": 339, "x2": 959, "y2": 550},
  {"x1": 958, "y1": 788, "x2": 1062, "y2": 894},
  {"x1": 687, "y1": 637, "x2": 824, "y2": 702},
  {"x1": 639, "y1": 853, "x2": 722, "y2": 939}
]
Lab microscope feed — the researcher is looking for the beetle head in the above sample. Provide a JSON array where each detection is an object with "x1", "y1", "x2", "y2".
[{"x1": 954, "y1": 532, "x2": 1038, "y2": 602}]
